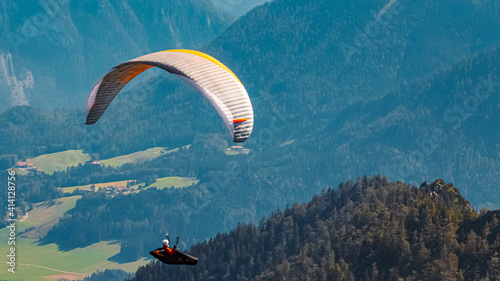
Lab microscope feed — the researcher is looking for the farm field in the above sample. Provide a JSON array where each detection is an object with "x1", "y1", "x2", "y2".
[
  {"x1": 61, "y1": 176, "x2": 198, "y2": 195},
  {"x1": 0, "y1": 196, "x2": 149, "y2": 281},
  {"x1": 24, "y1": 150, "x2": 91, "y2": 175},
  {"x1": 100, "y1": 145, "x2": 190, "y2": 168},
  {"x1": 61, "y1": 180, "x2": 135, "y2": 194},
  {"x1": 131, "y1": 176, "x2": 199, "y2": 192}
]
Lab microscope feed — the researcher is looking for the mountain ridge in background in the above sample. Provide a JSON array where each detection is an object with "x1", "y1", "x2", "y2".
[
  {"x1": 0, "y1": 0, "x2": 268, "y2": 113},
  {"x1": 211, "y1": 0, "x2": 271, "y2": 18}
]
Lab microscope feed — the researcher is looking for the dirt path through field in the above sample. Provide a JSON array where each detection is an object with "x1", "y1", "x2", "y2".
[
  {"x1": 1, "y1": 260, "x2": 87, "y2": 277},
  {"x1": 19, "y1": 212, "x2": 28, "y2": 222}
]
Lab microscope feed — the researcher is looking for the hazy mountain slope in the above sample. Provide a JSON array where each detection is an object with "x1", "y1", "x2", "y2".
[
  {"x1": 292, "y1": 45, "x2": 500, "y2": 208},
  {"x1": 0, "y1": 0, "x2": 231, "y2": 113},
  {"x1": 129, "y1": 177, "x2": 499, "y2": 281},
  {"x1": 202, "y1": 0, "x2": 500, "y2": 207},
  {"x1": 210, "y1": 0, "x2": 271, "y2": 18},
  {"x1": 208, "y1": 0, "x2": 500, "y2": 108}
]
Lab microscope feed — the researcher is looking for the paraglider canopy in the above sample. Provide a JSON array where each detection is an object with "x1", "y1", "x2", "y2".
[{"x1": 85, "y1": 49, "x2": 254, "y2": 143}]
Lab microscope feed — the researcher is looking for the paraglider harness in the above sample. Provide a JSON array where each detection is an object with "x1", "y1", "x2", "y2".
[{"x1": 151, "y1": 236, "x2": 198, "y2": 266}]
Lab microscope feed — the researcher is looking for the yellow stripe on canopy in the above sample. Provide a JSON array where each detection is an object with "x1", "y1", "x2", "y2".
[{"x1": 163, "y1": 49, "x2": 243, "y2": 85}]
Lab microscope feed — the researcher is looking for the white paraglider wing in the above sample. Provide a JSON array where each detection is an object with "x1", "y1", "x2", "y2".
[{"x1": 85, "y1": 49, "x2": 254, "y2": 143}]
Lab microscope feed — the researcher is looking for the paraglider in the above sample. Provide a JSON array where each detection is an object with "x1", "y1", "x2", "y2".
[
  {"x1": 85, "y1": 49, "x2": 254, "y2": 143},
  {"x1": 150, "y1": 234, "x2": 198, "y2": 266}
]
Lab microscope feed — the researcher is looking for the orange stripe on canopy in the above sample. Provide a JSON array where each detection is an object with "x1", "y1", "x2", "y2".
[{"x1": 233, "y1": 118, "x2": 248, "y2": 124}]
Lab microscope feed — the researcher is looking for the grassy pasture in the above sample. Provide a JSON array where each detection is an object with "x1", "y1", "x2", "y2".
[
  {"x1": 25, "y1": 150, "x2": 91, "y2": 175},
  {"x1": 0, "y1": 196, "x2": 149, "y2": 281}
]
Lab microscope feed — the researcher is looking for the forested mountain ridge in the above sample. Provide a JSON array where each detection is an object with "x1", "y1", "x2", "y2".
[{"x1": 129, "y1": 177, "x2": 500, "y2": 281}]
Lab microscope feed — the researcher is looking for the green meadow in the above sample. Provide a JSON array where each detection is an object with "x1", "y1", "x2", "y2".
[
  {"x1": 61, "y1": 180, "x2": 135, "y2": 194},
  {"x1": 0, "y1": 196, "x2": 149, "y2": 281},
  {"x1": 131, "y1": 176, "x2": 199, "y2": 192},
  {"x1": 0, "y1": 147, "x2": 200, "y2": 280},
  {"x1": 25, "y1": 150, "x2": 91, "y2": 175},
  {"x1": 61, "y1": 177, "x2": 198, "y2": 195},
  {"x1": 147, "y1": 176, "x2": 199, "y2": 189},
  {"x1": 101, "y1": 146, "x2": 186, "y2": 168},
  {"x1": 11, "y1": 145, "x2": 191, "y2": 175}
]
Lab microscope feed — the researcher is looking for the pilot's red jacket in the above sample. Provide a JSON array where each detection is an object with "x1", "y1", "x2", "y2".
[{"x1": 163, "y1": 245, "x2": 176, "y2": 255}]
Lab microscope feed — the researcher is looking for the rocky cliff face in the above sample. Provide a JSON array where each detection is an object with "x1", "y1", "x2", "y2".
[{"x1": 0, "y1": 0, "x2": 232, "y2": 112}]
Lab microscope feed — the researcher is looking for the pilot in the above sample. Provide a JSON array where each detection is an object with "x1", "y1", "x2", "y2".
[{"x1": 162, "y1": 233, "x2": 176, "y2": 255}]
